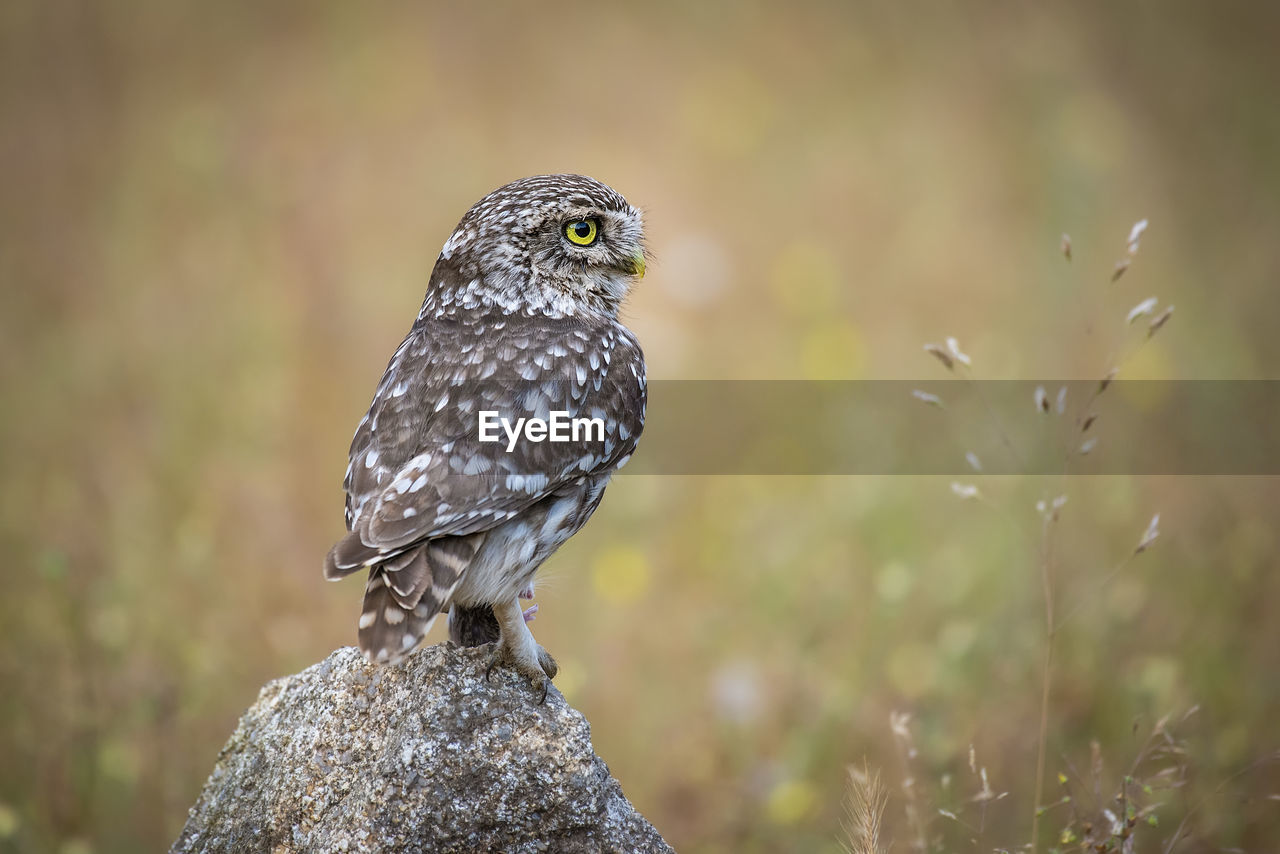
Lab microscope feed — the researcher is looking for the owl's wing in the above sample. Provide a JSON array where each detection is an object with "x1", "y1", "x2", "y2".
[{"x1": 325, "y1": 310, "x2": 645, "y2": 577}]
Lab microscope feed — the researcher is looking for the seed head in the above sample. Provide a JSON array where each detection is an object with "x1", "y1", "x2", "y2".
[
  {"x1": 1127, "y1": 218, "x2": 1149, "y2": 255},
  {"x1": 1148, "y1": 305, "x2": 1175, "y2": 338},
  {"x1": 1035, "y1": 386, "x2": 1050, "y2": 413},
  {"x1": 1127, "y1": 297, "x2": 1158, "y2": 324},
  {"x1": 1111, "y1": 258, "x2": 1131, "y2": 283},
  {"x1": 912, "y1": 389, "x2": 945, "y2": 409},
  {"x1": 924, "y1": 343, "x2": 954, "y2": 372},
  {"x1": 1135, "y1": 513, "x2": 1161, "y2": 553},
  {"x1": 945, "y1": 337, "x2": 972, "y2": 367}
]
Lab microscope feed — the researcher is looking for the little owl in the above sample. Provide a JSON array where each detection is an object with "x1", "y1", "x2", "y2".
[{"x1": 324, "y1": 175, "x2": 647, "y2": 699}]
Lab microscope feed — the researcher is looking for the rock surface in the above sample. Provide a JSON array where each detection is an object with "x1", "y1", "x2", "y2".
[{"x1": 172, "y1": 644, "x2": 673, "y2": 854}]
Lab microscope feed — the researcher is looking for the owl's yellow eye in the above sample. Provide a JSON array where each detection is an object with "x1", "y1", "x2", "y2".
[{"x1": 564, "y1": 219, "x2": 599, "y2": 246}]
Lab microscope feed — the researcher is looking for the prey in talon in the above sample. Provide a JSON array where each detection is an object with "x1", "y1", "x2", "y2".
[{"x1": 323, "y1": 175, "x2": 647, "y2": 701}]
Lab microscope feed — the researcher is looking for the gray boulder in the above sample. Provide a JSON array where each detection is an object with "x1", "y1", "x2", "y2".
[{"x1": 172, "y1": 644, "x2": 673, "y2": 853}]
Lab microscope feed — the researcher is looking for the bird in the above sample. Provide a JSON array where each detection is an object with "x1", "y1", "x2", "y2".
[{"x1": 324, "y1": 174, "x2": 647, "y2": 699}]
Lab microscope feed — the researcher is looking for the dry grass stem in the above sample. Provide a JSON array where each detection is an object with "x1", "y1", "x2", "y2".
[
  {"x1": 890, "y1": 712, "x2": 929, "y2": 853},
  {"x1": 1030, "y1": 511, "x2": 1058, "y2": 854},
  {"x1": 897, "y1": 223, "x2": 1215, "y2": 852}
]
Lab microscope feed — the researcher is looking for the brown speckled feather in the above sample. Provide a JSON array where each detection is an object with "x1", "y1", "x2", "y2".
[{"x1": 324, "y1": 174, "x2": 647, "y2": 667}]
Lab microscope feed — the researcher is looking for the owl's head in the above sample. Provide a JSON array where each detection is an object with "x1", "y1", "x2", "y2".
[{"x1": 428, "y1": 174, "x2": 646, "y2": 319}]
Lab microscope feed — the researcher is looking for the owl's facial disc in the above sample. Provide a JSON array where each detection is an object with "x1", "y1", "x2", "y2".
[{"x1": 432, "y1": 175, "x2": 644, "y2": 318}]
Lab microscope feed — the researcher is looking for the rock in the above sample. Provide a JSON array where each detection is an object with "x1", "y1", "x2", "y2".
[{"x1": 172, "y1": 645, "x2": 673, "y2": 854}]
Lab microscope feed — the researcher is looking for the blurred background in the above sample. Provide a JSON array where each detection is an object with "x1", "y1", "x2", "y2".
[{"x1": 2, "y1": 1, "x2": 1278, "y2": 851}]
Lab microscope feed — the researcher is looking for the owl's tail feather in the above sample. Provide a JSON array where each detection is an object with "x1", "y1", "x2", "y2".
[
  {"x1": 356, "y1": 533, "x2": 485, "y2": 664},
  {"x1": 324, "y1": 529, "x2": 392, "y2": 580}
]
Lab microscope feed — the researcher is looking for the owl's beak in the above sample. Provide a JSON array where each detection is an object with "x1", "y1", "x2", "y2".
[{"x1": 624, "y1": 251, "x2": 646, "y2": 279}]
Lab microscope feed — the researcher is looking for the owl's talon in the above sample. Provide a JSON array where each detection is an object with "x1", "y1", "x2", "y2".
[
  {"x1": 537, "y1": 645, "x2": 559, "y2": 679},
  {"x1": 484, "y1": 640, "x2": 557, "y2": 702},
  {"x1": 484, "y1": 598, "x2": 559, "y2": 703}
]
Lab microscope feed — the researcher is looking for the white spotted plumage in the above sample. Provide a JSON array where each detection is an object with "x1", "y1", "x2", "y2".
[{"x1": 324, "y1": 175, "x2": 647, "y2": 693}]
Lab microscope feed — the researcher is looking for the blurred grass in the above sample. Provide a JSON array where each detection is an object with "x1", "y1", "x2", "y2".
[{"x1": 2, "y1": 1, "x2": 1279, "y2": 851}]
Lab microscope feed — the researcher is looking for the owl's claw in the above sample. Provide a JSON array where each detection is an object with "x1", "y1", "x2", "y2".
[
  {"x1": 484, "y1": 638, "x2": 558, "y2": 703},
  {"x1": 533, "y1": 646, "x2": 559, "y2": 704},
  {"x1": 537, "y1": 645, "x2": 559, "y2": 679},
  {"x1": 485, "y1": 597, "x2": 558, "y2": 703}
]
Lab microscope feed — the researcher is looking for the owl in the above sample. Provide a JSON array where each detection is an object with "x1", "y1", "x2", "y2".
[{"x1": 324, "y1": 175, "x2": 647, "y2": 699}]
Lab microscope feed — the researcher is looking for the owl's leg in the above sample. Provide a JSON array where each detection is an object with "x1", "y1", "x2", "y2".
[
  {"x1": 448, "y1": 601, "x2": 538, "y2": 647},
  {"x1": 485, "y1": 596, "x2": 558, "y2": 702}
]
